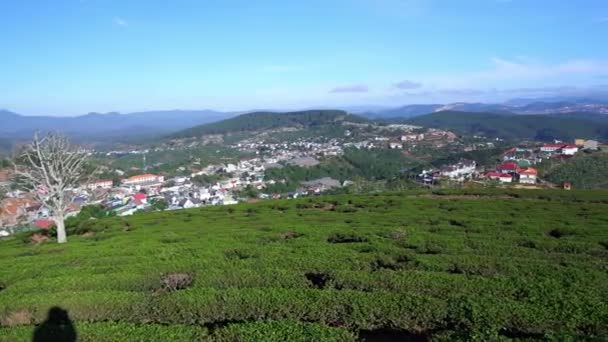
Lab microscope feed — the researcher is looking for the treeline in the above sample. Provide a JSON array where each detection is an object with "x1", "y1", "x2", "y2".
[
  {"x1": 408, "y1": 111, "x2": 608, "y2": 141},
  {"x1": 171, "y1": 110, "x2": 368, "y2": 138},
  {"x1": 264, "y1": 148, "x2": 420, "y2": 193}
]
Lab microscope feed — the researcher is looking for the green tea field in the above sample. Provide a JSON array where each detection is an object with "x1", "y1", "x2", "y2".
[{"x1": 1, "y1": 190, "x2": 607, "y2": 341}]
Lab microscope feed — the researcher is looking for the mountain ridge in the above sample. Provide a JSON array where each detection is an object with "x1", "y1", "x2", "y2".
[
  {"x1": 407, "y1": 110, "x2": 608, "y2": 141},
  {"x1": 170, "y1": 110, "x2": 369, "y2": 138}
]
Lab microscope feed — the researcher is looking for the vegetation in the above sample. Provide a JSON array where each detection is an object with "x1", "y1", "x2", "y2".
[
  {"x1": 428, "y1": 147, "x2": 506, "y2": 169},
  {"x1": 171, "y1": 110, "x2": 368, "y2": 138},
  {"x1": 408, "y1": 111, "x2": 608, "y2": 141},
  {"x1": 0, "y1": 189, "x2": 607, "y2": 340},
  {"x1": 543, "y1": 152, "x2": 608, "y2": 189},
  {"x1": 265, "y1": 148, "x2": 420, "y2": 193},
  {"x1": 93, "y1": 145, "x2": 248, "y2": 178}
]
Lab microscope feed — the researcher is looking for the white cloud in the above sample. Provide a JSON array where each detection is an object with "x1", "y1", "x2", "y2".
[
  {"x1": 393, "y1": 80, "x2": 422, "y2": 89},
  {"x1": 329, "y1": 84, "x2": 370, "y2": 93},
  {"x1": 113, "y1": 17, "x2": 129, "y2": 27}
]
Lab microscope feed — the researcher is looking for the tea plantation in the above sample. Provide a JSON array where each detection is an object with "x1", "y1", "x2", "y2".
[{"x1": 1, "y1": 190, "x2": 607, "y2": 341}]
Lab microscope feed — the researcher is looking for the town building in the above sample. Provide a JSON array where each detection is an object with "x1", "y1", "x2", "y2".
[
  {"x1": 85, "y1": 179, "x2": 113, "y2": 190},
  {"x1": 121, "y1": 174, "x2": 164, "y2": 186},
  {"x1": 440, "y1": 160, "x2": 476, "y2": 179},
  {"x1": 498, "y1": 162, "x2": 520, "y2": 174},
  {"x1": 584, "y1": 140, "x2": 599, "y2": 150},
  {"x1": 518, "y1": 168, "x2": 538, "y2": 185},
  {"x1": 540, "y1": 144, "x2": 565, "y2": 153},
  {"x1": 561, "y1": 145, "x2": 579, "y2": 155},
  {"x1": 486, "y1": 172, "x2": 513, "y2": 183}
]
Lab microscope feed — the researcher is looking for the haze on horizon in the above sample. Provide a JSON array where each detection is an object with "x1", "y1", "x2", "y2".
[{"x1": 1, "y1": 0, "x2": 608, "y2": 116}]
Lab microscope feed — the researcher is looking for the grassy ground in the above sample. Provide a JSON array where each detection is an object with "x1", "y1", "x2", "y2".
[{"x1": 0, "y1": 190, "x2": 607, "y2": 341}]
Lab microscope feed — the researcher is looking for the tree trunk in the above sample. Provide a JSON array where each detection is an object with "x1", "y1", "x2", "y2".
[{"x1": 55, "y1": 216, "x2": 67, "y2": 244}]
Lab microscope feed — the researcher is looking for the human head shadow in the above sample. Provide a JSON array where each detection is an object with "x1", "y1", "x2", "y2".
[{"x1": 32, "y1": 306, "x2": 77, "y2": 342}]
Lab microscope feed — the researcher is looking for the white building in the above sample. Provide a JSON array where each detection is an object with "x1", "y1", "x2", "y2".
[
  {"x1": 584, "y1": 140, "x2": 599, "y2": 150},
  {"x1": 440, "y1": 160, "x2": 477, "y2": 179},
  {"x1": 561, "y1": 145, "x2": 579, "y2": 155},
  {"x1": 121, "y1": 174, "x2": 164, "y2": 186},
  {"x1": 85, "y1": 179, "x2": 113, "y2": 190},
  {"x1": 518, "y1": 168, "x2": 538, "y2": 185}
]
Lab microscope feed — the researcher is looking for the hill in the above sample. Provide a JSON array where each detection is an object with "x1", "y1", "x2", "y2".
[
  {"x1": 542, "y1": 152, "x2": 608, "y2": 189},
  {"x1": 0, "y1": 110, "x2": 234, "y2": 142},
  {"x1": 369, "y1": 104, "x2": 443, "y2": 119},
  {"x1": 408, "y1": 111, "x2": 608, "y2": 141},
  {"x1": 170, "y1": 110, "x2": 368, "y2": 138},
  {"x1": 0, "y1": 190, "x2": 607, "y2": 340}
]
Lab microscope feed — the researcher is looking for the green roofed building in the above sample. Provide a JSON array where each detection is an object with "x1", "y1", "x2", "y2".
[{"x1": 517, "y1": 159, "x2": 532, "y2": 168}]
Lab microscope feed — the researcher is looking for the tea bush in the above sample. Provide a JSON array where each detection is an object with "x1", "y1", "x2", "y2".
[{"x1": 0, "y1": 189, "x2": 607, "y2": 340}]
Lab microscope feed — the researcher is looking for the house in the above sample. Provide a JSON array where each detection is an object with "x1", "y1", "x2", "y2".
[
  {"x1": 440, "y1": 160, "x2": 476, "y2": 179},
  {"x1": 502, "y1": 147, "x2": 517, "y2": 161},
  {"x1": 133, "y1": 192, "x2": 148, "y2": 207},
  {"x1": 486, "y1": 172, "x2": 513, "y2": 183},
  {"x1": 122, "y1": 174, "x2": 164, "y2": 186},
  {"x1": 33, "y1": 219, "x2": 55, "y2": 230},
  {"x1": 562, "y1": 182, "x2": 572, "y2": 190},
  {"x1": 0, "y1": 197, "x2": 37, "y2": 227},
  {"x1": 178, "y1": 198, "x2": 196, "y2": 209},
  {"x1": 518, "y1": 168, "x2": 538, "y2": 185},
  {"x1": 561, "y1": 145, "x2": 579, "y2": 155},
  {"x1": 540, "y1": 144, "x2": 565, "y2": 153},
  {"x1": 498, "y1": 162, "x2": 520, "y2": 174},
  {"x1": 516, "y1": 159, "x2": 533, "y2": 168},
  {"x1": 584, "y1": 140, "x2": 599, "y2": 150},
  {"x1": 0, "y1": 169, "x2": 11, "y2": 184},
  {"x1": 85, "y1": 179, "x2": 113, "y2": 190},
  {"x1": 574, "y1": 139, "x2": 586, "y2": 147},
  {"x1": 389, "y1": 142, "x2": 403, "y2": 149}
]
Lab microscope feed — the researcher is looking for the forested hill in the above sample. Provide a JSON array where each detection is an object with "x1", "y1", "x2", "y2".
[
  {"x1": 408, "y1": 111, "x2": 608, "y2": 141},
  {"x1": 170, "y1": 110, "x2": 368, "y2": 138},
  {"x1": 544, "y1": 153, "x2": 608, "y2": 189}
]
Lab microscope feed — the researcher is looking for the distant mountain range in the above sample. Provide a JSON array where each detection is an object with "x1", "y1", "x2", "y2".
[
  {"x1": 1, "y1": 96, "x2": 607, "y2": 152},
  {"x1": 0, "y1": 109, "x2": 236, "y2": 141},
  {"x1": 363, "y1": 97, "x2": 608, "y2": 119},
  {"x1": 407, "y1": 111, "x2": 608, "y2": 141}
]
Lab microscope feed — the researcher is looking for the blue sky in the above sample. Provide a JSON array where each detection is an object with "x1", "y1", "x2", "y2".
[{"x1": 1, "y1": 0, "x2": 608, "y2": 115}]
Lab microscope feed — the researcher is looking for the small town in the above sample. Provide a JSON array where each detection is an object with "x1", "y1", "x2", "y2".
[{"x1": 0, "y1": 122, "x2": 601, "y2": 237}]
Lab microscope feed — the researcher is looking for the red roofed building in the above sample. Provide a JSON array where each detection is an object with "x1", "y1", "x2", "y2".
[
  {"x1": 133, "y1": 192, "x2": 148, "y2": 206},
  {"x1": 519, "y1": 167, "x2": 538, "y2": 184},
  {"x1": 0, "y1": 197, "x2": 37, "y2": 227},
  {"x1": 33, "y1": 219, "x2": 55, "y2": 230},
  {"x1": 498, "y1": 162, "x2": 520, "y2": 174}
]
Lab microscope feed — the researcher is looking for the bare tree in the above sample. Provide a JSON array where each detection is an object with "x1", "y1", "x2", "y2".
[{"x1": 13, "y1": 133, "x2": 89, "y2": 243}]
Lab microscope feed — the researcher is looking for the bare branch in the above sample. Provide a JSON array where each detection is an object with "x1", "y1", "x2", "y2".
[{"x1": 12, "y1": 132, "x2": 90, "y2": 243}]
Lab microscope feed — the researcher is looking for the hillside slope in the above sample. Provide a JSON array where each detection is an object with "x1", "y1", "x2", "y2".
[
  {"x1": 543, "y1": 153, "x2": 608, "y2": 189},
  {"x1": 408, "y1": 111, "x2": 608, "y2": 141},
  {"x1": 170, "y1": 110, "x2": 368, "y2": 138},
  {"x1": 0, "y1": 190, "x2": 607, "y2": 340}
]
